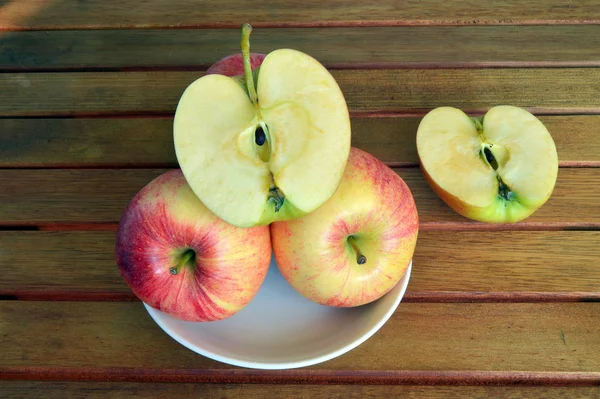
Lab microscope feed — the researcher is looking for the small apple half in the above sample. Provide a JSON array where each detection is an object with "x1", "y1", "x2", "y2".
[
  {"x1": 174, "y1": 24, "x2": 351, "y2": 227},
  {"x1": 416, "y1": 106, "x2": 558, "y2": 223}
]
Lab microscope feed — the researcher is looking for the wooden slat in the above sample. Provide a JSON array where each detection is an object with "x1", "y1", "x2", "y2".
[
  {"x1": 0, "y1": 302, "x2": 598, "y2": 378},
  {"x1": 3, "y1": 26, "x2": 600, "y2": 70},
  {"x1": 2, "y1": 0, "x2": 600, "y2": 30},
  {"x1": 0, "y1": 118, "x2": 177, "y2": 168},
  {"x1": 1, "y1": 382, "x2": 598, "y2": 399},
  {"x1": 0, "y1": 168, "x2": 598, "y2": 227},
  {"x1": 2, "y1": 69, "x2": 600, "y2": 117},
  {"x1": 1, "y1": 115, "x2": 598, "y2": 168},
  {"x1": 1, "y1": 231, "x2": 599, "y2": 301}
]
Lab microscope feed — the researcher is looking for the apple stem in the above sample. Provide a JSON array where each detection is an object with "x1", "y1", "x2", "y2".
[
  {"x1": 241, "y1": 23, "x2": 258, "y2": 105},
  {"x1": 347, "y1": 236, "x2": 367, "y2": 265},
  {"x1": 471, "y1": 116, "x2": 484, "y2": 133},
  {"x1": 241, "y1": 23, "x2": 274, "y2": 163},
  {"x1": 170, "y1": 249, "x2": 195, "y2": 275}
]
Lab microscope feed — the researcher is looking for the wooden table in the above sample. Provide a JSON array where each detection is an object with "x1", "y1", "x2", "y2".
[{"x1": 1, "y1": 1, "x2": 600, "y2": 397}]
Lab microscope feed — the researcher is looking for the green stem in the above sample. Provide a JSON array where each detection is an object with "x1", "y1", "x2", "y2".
[
  {"x1": 241, "y1": 23, "x2": 258, "y2": 105},
  {"x1": 347, "y1": 236, "x2": 367, "y2": 265},
  {"x1": 170, "y1": 250, "x2": 195, "y2": 275},
  {"x1": 471, "y1": 116, "x2": 484, "y2": 133},
  {"x1": 241, "y1": 23, "x2": 273, "y2": 163}
]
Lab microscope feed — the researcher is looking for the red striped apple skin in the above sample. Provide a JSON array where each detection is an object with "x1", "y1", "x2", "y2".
[
  {"x1": 271, "y1": 148, "x2": 419, "y2": 307},
  {"x1": 116, "y1": 170, "x2": 271, "y2": 322},
  {"x1": 206, "y1": 53, "x2": 266, "y2": 76}
]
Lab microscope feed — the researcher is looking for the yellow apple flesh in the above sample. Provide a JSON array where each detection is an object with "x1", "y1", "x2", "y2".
[
  {"x1": 174, "y1": 25, "x2": 351, "y2": 228},
  {"x1": 417, "y1": 106, "x2": 558, "y2": 223},
  {"x1": 271, "y1": 148, "x2": 419, "y2": 307}
]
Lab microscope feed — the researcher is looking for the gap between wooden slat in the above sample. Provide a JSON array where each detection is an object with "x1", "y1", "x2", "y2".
[
  {"x1": 2, "y1": 382, "x2": 598, "y2": 399},
  {"x1": 386, "y1": 162, "x2": 600, "y2": 168},
  {"x1": 4, "y1": 20, "x2": 600, "y2": 32},
  {"x1": 0, "y1": 221, "x2": 597, "y2": 232},
  {"x1": 3, "y1": 109, "x2": 600, "y2": 120},
  {"x1": 0, "y1": 161, "x2": 596, "y2": 169},
  {"x1": 349, "y1": 109, "x2": 600, "y2": 118},
  {"x1": 4, "y1": 109, "x2": 600, "y2": 119},
  {"x1": 1, "y1": 291, "x2": 599, "y2": 303},
  {"x1": 6, "y1": 61, "x2": 600, "y2": 73},
  {"x1": 1, "y1": 368, "x2": 598, "y2": 386}
]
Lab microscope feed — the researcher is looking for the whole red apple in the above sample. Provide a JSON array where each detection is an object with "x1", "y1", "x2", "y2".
[
  {"x1": 115, "y1": 170, "x2": 271, "y2": 322},
  {"x1": 271, "y1": 148, "x2": 419, "y2": 307}
]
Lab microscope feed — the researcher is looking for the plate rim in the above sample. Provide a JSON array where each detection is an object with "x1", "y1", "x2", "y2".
[{"x1": 143, "y1": 260, "x2": 412, "y2": 370}]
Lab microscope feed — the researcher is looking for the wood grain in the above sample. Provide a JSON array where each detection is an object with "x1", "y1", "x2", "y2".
[
  {"x1": 1, "y1": 231, "x2": 599, "y2": 301},
  {"x1": 2, "y1": 69, "x2": 600, "y2": 117},
  {"x1": 2, "y1": 381, "x2": 599, "y2": 399},
  {"x1": 2, "y1": 2, "x2": 598, "y2": 396},
  {"x1": 0, "y1": 302, "x2": 598, "y2": 375},
  {"x1": 2, "y1": 0, "x2": 600, "y2": 30},
  {"x1": 1, "y1": 115, "x2": 598, "y2": 168},
  {"x1": 3, "y1": 26, "x2": 600, "y2": 70},
  {"x1": 0, "y1": 168, "x2": 597, "y2": 226}
]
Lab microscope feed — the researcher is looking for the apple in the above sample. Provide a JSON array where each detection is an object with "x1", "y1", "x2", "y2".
[
  {"x1": 206, "y1": 53, "x2": 266, "y2": 76},
  {"x1": 271, "y1": 148, "x2": 419, "y2": 307},
  {"x1": 174, "y1": 23, "x2": 351, "y2": 228},
  {"x1": 115, "y1": 169, "x2": 271, "y2": 322},
  {"x1": 416, "y1": 106, "x2": 558, "y2": 223}
]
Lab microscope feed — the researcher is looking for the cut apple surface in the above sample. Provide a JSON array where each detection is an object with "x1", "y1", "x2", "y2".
[
  {"x1": 174, "y1": 25, "x2": 351, "y2": 227},
  {"x1": 416, "y1": 106, "x2": 558, "y2": 223}
]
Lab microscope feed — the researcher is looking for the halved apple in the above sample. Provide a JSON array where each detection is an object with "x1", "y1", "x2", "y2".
[
  {"x1": 174, "y1": 24, "x2": 351, "y2": 227},
  {"x1": 416, "y1": 106, "x2": 558, "y2": 223}
]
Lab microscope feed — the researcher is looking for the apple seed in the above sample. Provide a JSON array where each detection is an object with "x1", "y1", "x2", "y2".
[
  {"x1": 255, "y1": 126, "x2": 266, "y2": 146},
  {"x1": 483, "y1": 146, "x2": 499, "y2": 170},
  {"x1": 481, "y1": 146, "x2": 516, "y2": 202}
]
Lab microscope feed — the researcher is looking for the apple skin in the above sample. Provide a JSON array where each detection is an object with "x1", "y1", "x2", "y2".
[
  {"x1": 418, "y1": 157, "x2": 533, "y2": 222},
  {"x1": 115, "y1": 170, "x2": 271, "y2": 322},
  {"x1": 206, "y1": 53, "x2": 266, "y2": 76},
  {"x1": 271, "y1": 148, "x2": 419, "y2": 307}
]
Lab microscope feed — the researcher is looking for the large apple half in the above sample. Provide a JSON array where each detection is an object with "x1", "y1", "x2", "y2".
[
  {"x1": 174, "y1": 25, "x2": 351, "y2": 227},
  {"x1": 416, "y1": 106, "x2": 558, "y2": 223}
]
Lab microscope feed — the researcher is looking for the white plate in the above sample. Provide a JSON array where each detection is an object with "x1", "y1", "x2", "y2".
[{"x1": 143, "y1": 255, "x2": 411, "y2": 369}]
